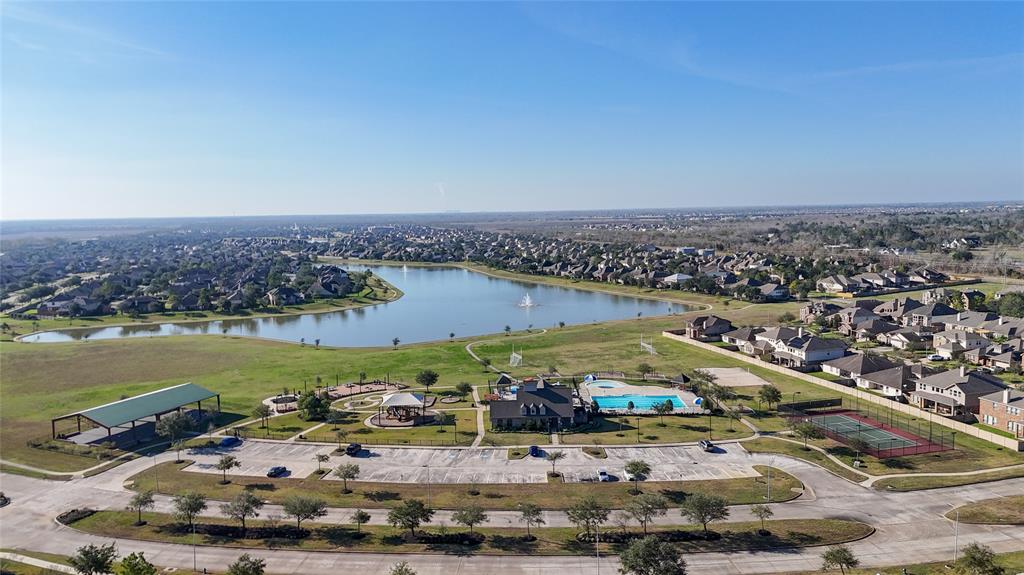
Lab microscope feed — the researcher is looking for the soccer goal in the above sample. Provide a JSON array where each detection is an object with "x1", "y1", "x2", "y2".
[
  {"x1": 509, "y1": 345, "x2": 523, "y2": 367},
  {"x1": 639, "y1": 333, "x2": 657, "y2": 355}
]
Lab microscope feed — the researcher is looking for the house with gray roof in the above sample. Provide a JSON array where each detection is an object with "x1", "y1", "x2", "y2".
[
  {"x1": 822, "y1": 353, "x2": 900, "y2": 380},
  {"x1": 489, "y1": 380, "x2": 586, "y2": 432},
  {"x1": 910, "y1": 366, "x2": 1006, "y2": 418}
]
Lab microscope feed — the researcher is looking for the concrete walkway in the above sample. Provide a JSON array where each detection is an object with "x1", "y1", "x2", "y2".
[
  {"x1": 470, "y1": 386, "x2": 485, "y2": 448},
  {"x1": 0, "y1": 552, "x2": 76, "y2": 574}
]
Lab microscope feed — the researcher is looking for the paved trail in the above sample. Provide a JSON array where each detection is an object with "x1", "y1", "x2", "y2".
[{"x1": 2, "y1": 445, "x2": 1023, "y2": 575}]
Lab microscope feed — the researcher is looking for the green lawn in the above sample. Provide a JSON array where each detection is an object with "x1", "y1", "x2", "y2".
[
  {"x1": 560, "y1": 414, "x2": 753, "y2": 445},
  {"x1": 873, "y1": 465, "x2": 1024, "y2": 491},
  {"x1": 947, "y1": 495, "x2": 1024, "y2": 525},
  {"x1": 69, "y1": 510, "x2": 870, "y2": 556},
  {"x1": 127, "y1": 461, "x2": 800, "y2": 510}
]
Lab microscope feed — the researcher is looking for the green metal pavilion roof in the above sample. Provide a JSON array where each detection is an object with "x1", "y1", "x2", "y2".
[{"x1": 58, "y1": 383, "x2": 218, "y2": 428}]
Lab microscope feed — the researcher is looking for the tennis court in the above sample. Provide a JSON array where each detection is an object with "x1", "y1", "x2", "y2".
[{"x1": 808, "y1": 413, "x2": 917, "y2": 449}]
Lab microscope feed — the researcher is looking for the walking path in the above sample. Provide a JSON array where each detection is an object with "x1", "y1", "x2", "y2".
[
  {"x1": 470, "y1": 386, "x2": 485, "y2": 448},
  {"x1": 0, "y1": 552, "x2": 76, "y2": 574}
]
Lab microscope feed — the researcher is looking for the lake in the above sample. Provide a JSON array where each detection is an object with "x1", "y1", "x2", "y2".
[{"x1": 24, "y1": 265, "x2": 694, "y2": 347}]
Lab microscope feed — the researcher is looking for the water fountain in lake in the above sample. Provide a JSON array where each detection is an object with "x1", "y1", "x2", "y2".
[{"x1": 518, "y1": 293, "x2": 537, "y2": 308}]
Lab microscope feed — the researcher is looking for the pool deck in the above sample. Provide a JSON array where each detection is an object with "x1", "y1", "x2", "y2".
[{"x1": 583, "y1": 380, "x2": 702, "y2": 415}]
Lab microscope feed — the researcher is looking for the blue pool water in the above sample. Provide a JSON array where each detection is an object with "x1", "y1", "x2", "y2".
[{"x1": 592, "y1": 395, "x2": 684, "y2": 410}]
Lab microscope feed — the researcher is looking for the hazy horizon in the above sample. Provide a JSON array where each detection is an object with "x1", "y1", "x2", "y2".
[{"x1": 3, "y1": 2, "x2": 1022, "y2": 220}]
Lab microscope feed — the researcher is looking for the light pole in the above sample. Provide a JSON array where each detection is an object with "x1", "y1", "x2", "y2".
[
  {"x1": 792, "y1": 391, "x2": 801, "y2": 405},
  {"x1": 595, "y1": 520, "x2": 601, "y2": 575},
  {"x1": 192, "y1": 521, "x2": 197, "y2": 572},
  {"x1": 952, "y1": 506, "x2": 960, "y2": 562},
  {"x1": 636, "y1": 418, "x2": 641, "y2": 443},
  {"x1": 424, "y1": 464, "x2": 430, "y2": 507}
]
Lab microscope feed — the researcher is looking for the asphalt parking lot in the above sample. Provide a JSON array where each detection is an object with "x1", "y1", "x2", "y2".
[{"x1": 183, "y1": 441, "x2": 760, "y2": 484}]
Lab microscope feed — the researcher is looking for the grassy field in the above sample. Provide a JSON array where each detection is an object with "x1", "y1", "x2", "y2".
[
  {"x1": 69, "y1": 510, "x2": 870, "y2": 556},
  {"x1": 127, "y1": 461, "x2": 800, "y2": 510},
  {"x1": 873, "y1": 465, "x2": 1024, "y2": 491},
  {"x1": 947, "y1": 495, "x2": 1024, "y2": 525},
  {"x1": 559, "y1": 414, "x2": 753, "y2": 445},
  {"x1": 789, "y1": 550, "x2": 1024, "y2": 575}
]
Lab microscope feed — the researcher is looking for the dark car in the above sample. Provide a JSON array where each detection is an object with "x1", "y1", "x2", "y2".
[
  {"x1": 219, "y1": 436, "x2": 242, "y2": 448},
  {"x1": 345, "y1": 443, "x2": 363, "y2": 456},
  {"x1": 698, "y1": 439, "x2": 715, "y2": 452},
  {"x1": 266, "y1": 466, "x2": 288, "y2": 478},
  {"x1": 528, "y1": 445, "x2": 541, "y2": 457}
]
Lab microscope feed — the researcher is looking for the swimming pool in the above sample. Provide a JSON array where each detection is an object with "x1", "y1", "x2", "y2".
[{"x1": 592, "y1": 395, "x2": 685, "y2": 410}]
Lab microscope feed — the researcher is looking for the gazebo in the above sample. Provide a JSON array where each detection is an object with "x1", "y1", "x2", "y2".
[{"x1": 379, "y1": 392, "x2": 426, "y2": 422}]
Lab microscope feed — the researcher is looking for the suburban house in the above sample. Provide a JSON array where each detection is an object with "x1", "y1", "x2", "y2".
[
  {"x1": 721, "y1": 326, "x2": 764, "y2": 346},
  {"x1": 978, "y1": 389, "x2": 1024, "y2": 438},
  {"x1": 758, "y1": 283, "x2": 790, "y2": 301},
  {"x1": 800, "y1": 301, "x2": 842, "y2": 323},
  {"x1": 767, "y1": 330, "x2": 849, "y2": 369},
  {"x1": 873, "y1": 297, "x2": 923, "y2": 321},
  {"x1": 933, "y1": 330, "x2": 990, "y2": 360},
  {"x1": 831, "y1": 307, "x2": 881, "y2": 336},
  {"x1": 855, "y1": 365, "x2": 916, "y2": 399},
  {"x1": 816, "y1": 275, "x2": 862, "y2": 294},
  {"x1": 851, "y1": 319, "x2": 900, "y2": 342},
  {"x1": 910, "y1": 367, "x2": 1007, "y2": 418},
  {"x1": 488, "y1": 380, "x2": 587, "y2": 431},
  {"x1": 683, "y1": 315, "x2": 734, "y2": 341},
  {"x1": 902, "y1": 303, "x2": 958, "y2": 327},
  {"x1": 265, "y1": 286, "x2": 304, "y2": 307},
  {"x1": 878, "y1": 326, "x2": 935, "y2": 351},
  {"x1": 822, "y1": 353, "x2": 900, "y2": 380},
  {"x1": 963, "y1": 340, "x2": 1023, "y2": 372}
]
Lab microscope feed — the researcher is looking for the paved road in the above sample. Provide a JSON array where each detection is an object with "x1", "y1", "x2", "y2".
[{"x1": 2, "y1": 445, "x2": 1023, "y2": 574}]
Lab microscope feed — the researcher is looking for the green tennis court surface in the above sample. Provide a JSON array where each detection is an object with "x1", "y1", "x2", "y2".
[{"x1": 808, "y1": 413, "x2": 918, "y2": 449}]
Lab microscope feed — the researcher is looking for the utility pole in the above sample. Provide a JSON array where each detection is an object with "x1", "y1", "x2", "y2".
[{"x1": 953, "y1": 508, "x2": 960, "y2": 562}]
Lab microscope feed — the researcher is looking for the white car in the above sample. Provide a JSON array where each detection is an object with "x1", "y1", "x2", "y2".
[
  {"x1": 598, "y1": 469, "x2": 610, "y2": 482},
  {"x1": 925, "y1": 354, "x2": 944, "y2": 361}
]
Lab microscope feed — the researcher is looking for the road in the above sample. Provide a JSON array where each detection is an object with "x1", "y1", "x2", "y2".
[{"x1": 2, "y1": 442, "x2": 1024, "y2": 574}]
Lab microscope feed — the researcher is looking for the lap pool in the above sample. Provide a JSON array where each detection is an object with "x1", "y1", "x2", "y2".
[{"x1": 592, "y1": 395, "x2": 685, "y2": 410}]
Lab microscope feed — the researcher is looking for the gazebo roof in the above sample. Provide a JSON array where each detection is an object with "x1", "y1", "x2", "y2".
[{"x1": 381, "y1": 392, "x2": 425, "y2": 408}]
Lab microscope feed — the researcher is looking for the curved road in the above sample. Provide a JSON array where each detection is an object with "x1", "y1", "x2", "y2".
[{"x1": 2, "y1": 444, "x2": 1023, "y2": 574}]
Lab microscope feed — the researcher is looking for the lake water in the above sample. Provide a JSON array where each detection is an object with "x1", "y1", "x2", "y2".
[{"x1": 24, "y1": 265, "x2": 693, "y2": 347}]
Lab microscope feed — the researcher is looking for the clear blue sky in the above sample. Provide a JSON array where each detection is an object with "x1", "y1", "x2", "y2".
[{"x1": 3, "y1": 1, "x2": 1022, "y2": 220}]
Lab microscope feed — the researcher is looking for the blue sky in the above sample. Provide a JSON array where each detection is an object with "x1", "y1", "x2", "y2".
[{"x1": 2, "y1": 1, "x2": 1022, "y2": 220}]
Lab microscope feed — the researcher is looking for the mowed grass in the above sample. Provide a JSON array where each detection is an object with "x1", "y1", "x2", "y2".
[
  {"x1": 128, "y1": 461, "x2": 800, "y2": 510},
  {"x1": 947, "y1": 495, "x2": 1024, "y2": 525},
  {"x1": 559, "y1": 414, "x2": 753, "y2": 445},
  {"x1": 874, "y1": 466, "x2": 1024, "y2": 491},
  {"x1": 70, "y1": 510, "x2": 871, "y2": 556}
]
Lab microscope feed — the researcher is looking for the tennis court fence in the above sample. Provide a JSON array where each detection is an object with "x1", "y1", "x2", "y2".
[{"x1": 779, "y1": 396, "x2": 955, "y2": 458}]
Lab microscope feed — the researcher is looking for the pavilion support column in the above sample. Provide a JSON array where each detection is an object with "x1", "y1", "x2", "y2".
[
  {"x1": 77, "y1": 415, "x2": 82, "y2": 433},
  {"x1": 52, "y1": 419, "x2": 56, "y2": 440},
  {"x1": 217, "y1": 395, "x2": 221, "y2": 414}
]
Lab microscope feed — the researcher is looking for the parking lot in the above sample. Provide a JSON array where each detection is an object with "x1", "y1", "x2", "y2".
[{"x1": 183, "y1": 440, "x2": 761, "y2": 484}]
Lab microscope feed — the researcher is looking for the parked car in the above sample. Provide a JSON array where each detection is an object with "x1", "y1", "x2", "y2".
[
  {"x1": 597, "y1": 469, "x2": 610, "y2": 482},
  {"x1": 219, "y1": 436, "x2": 242, "y2": 448},
  {"x1": 345, "y1": 443, "x2": 363, "y2": 456},
  {"x1": 528, "y1": 445, "x2": 541, "y2": 457},
  {"x1": 699, "y1": 439, "x2": 715, "y2": 452},
  {"x1": 266, "y1": 466, "x2": 289, "y2": 478},
  {"x1": 925, "y1": 354, "x2": 944, "y2": 361}
]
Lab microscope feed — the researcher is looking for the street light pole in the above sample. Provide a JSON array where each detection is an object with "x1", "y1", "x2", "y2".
[
  {"x1": 424, "y1": 464, "x2": 431, "y2": 507},
  {"x1": 953, "y1": 508, "x2": 960, "y2": 562},
  {"x1": 192, "y1": 521, "x2": 197, "y2": 572}
]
